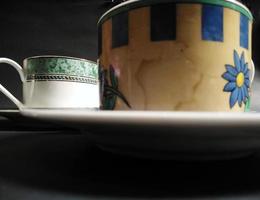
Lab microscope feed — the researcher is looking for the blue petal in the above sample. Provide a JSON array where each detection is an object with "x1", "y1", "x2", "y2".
[
  {"x1": 240, "y1": 85, "x2": 245, "y2": 101},
  {"x1": 238, "y1": 88, "x2": 243, "y2": 107},
  {"x1": 224, "y1": 82, "x2": 236, "y2": 92},
  {"x1": 230, "y1": 87, "x2": 239, "y2": 108},
  {"x1": 245, "y1": 79, "x2": 250, "y2": 88},
  {"x1": 243, "y1": 63, "x2": 249, "y2": 74},
  {"x1": 244, "y1": 69, "x2": 250, "y2": 79},
  {"x1": 240, "y1": 52, "x2": 245, "y2": 72},
  {"x1": 225, "y1": 65, "x2": 238, "y2": 76},
  {"x1": 242, "y1": 85, "x2": 249, "y2": 102},
  {"x1": 222, "y1": 72, "x2": 236, "y2": 82},
  {"x1": 234, "y1": 50, "x2": 241, "y2": 72}
]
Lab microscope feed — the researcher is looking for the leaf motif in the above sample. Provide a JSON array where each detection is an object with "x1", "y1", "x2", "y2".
[
  {"x1": 104, "y1": 91, "x2": 114, "y2": 97},
  {"x1": 109, "y1": 65, "x2": 118, "y2": 89},
  {"x1": 110, "y1": 96, "x2": 117, "y2": 110},
  {"x1": 104, "y1": 70, "x2": 109, "y2": 86},
  {"x1": 103, "y1": 95, "x2": 116, "y2": 110},
  {"x1": 105, "y1": 93, "x2": 115, "y2": 98},
  {"x1": 101, "y1": 65, "x2": 130, "y2": 110},
  {"x1": 99, "y1": 68, "x2": 107, "y2": 98},
  {"x1": 244, "y1": 96, "x2": 251, "y2": 112},
  {"x1": 105, "y1": 86, "x2": 131, "y2": 108}
]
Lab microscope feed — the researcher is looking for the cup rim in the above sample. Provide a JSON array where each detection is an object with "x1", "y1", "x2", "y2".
[
  {"x1": 97, "y1": 0, "x2": 253, "y2": 26},
  {"x1": 24, "y1": 55, "x2": 97, "y2": 65}
]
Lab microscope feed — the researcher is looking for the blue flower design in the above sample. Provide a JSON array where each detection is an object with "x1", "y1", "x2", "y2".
[{"x1": 222, "y1": 50, "x2": 250, "y2": 108}]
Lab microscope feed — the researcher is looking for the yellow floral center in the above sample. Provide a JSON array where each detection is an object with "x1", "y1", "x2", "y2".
[{"x1": 236, "y1": 72, "x2": 245, "y2": 88}]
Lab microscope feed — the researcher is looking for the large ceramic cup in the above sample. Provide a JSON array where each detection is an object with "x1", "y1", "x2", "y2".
[
  {"x1": 0, "y1": 56, "x2": 100, "y2": 109},
  {"x1": 98, "y1": 0, "x2": 255, "y2": 111}
]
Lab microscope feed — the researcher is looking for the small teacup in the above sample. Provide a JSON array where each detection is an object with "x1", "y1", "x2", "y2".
[{"x1": 0, "y1": 56, "x2": 100, "y2": 109}]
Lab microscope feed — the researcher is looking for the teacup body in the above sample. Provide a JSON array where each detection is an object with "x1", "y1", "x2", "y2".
[
  {"x1": 23, "y1": 56, "x2": 100, "y2": 108},
  {"x1": 98, "y1": 0, "x2": 254, "y2": 111}
]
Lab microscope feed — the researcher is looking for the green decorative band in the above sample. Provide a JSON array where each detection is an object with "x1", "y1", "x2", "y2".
[
  {"x1": 25, "y1": 57, "x2": 98, "y2": 79},
  {"x1": 26, "y1": 74, "x2": 98, "y2": 85},
  {"x1": 98, "y1": 0, "x2": 253, "y2": 26}
]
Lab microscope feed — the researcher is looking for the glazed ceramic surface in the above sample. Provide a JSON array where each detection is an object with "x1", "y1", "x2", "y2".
[
  {"x1": 20, "y1": 108, "x2": 260, "y2": 160},
  {"x1": 0, "y1": 56, "x2": 100, "y2": 109},
  {"x1": 98, "y1": 0, "x2": 254, "y2": 111}
]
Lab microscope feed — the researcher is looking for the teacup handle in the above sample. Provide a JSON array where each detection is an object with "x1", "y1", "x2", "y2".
[{"x1": 0, "y1": 58, "x2": 25, "y2": 109}]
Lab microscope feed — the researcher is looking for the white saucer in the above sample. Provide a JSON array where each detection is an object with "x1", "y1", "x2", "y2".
[
  {"x1": 20, "y1": 108, "x2": 260, "y2": 160},
  {"x1": 0, "y1": 109, "x2": 20, "y2": 117}
]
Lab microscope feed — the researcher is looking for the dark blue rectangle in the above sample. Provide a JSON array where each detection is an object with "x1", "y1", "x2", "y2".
[
  {"x1": 202, "y1": 5, "x2": 223, "y2": 42},
  {"x1": 151, "y1": 3, "x2": 176, "y2": 41},
  {"x1": 240, "y1": 14, "x2": 249, "y2": 49},
  {"x1": 112, "y1": 11, "x2": 129, "y2": 48}
]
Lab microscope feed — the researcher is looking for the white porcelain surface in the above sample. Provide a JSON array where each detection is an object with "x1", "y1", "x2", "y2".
[
  {"x1": 23, "y1": 81, "x2": 100, "y2": 108},
  {"x1": 20, "y1": 109, "x2": 260, "y2": 160}
]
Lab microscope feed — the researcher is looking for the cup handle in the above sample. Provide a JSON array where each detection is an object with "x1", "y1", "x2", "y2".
[
  {"x1": 250, "y1": 60, "x2": 255, "y2": 86},
  {"x1": 0, "y1": 58, "x2": 25, "y2": 109}
]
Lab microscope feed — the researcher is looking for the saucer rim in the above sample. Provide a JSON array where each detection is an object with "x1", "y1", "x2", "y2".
[{"x1": 19, "y1": 108, "x2": 260, "y2": 128}]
